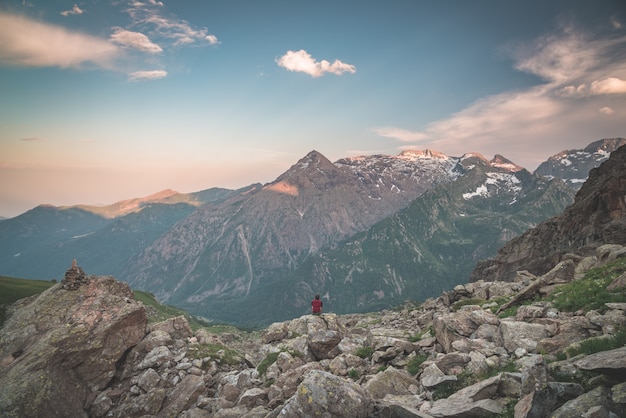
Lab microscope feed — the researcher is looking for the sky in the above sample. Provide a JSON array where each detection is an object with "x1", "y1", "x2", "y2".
[{"x1": 1, "y1": 1, "x2": 625, "y2": 218}]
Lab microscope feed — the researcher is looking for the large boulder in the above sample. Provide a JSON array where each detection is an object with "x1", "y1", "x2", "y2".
[
  {"x1": 0, "y1": 275, "x2": 147, "y2": 417},
  {"x1": 278, "y1": 369, "x2": 374, "y2": 418}
]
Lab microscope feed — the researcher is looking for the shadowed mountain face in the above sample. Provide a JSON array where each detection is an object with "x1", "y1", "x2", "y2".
[{"x1": 471, "y1": 143, "x2": 626, "y2": 282}]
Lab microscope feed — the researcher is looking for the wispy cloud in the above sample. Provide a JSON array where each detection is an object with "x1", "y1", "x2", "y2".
[
  {"x1": 125, "y1": 2, "x2": 220, "y2": 47},
  {"x1": 60, "y1": 4, "x2": 84, "y2": 17},
  {"x1": 374, "y1": 23, "x2": 626, "y2": 169},
  {"x1": 19, "y1": 137, "x2": 44, "y2": 141},
  {"x1": 276, "y1": 49, "x2": 356, "y2": 77},
  {"x1": 129, "y1": 69, "x2": 167, "y2": 81},
  {"x1": 109, "y1": 28, "x2": 162, "y2": 53},
  {"x1": 0, "y1": 12, "x2": 119, "y2": 69}
]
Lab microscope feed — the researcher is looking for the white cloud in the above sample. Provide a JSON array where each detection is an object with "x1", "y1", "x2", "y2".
[
  {"x1": 599, "y1": 107, "x2": 615, "y2": 115},
  {"x1": 276, "y1": 49, "x2": 356, "y2": 78},
  {"x1": 0, "y1": 12, "x2": 119, "y2": 69},
  {"x1": 590, "y1": 77, "x2": 626, "y2": 95},
  {"x1": 128, "y1": 69, "x2": 167, "y2": 81},
  {"x1": 61, "y1": 4, "x2": 84, "y2": 17},
  {"x1": 109, "y1": 28, "x2": 162, "y2": 53},
  {"x1": 374, "y1": 25, "x2": 626, "y2": 170},
  {"x1": 611, "y1": 16, "x2": 622, "y2": 30}
]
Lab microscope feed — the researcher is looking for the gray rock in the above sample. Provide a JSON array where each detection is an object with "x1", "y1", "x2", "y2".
[
  {"x1": 427, "y1": 398, "x2": 503, "y2": 417},
  {"x1": 497, "y1": 320, "x2": 549, "y2": 353},
  {"x1": 279, "y1": 369, "x2": 374, "y2": 418},
  {"x1": 574, "y1": 346, "x2": 626, "y2": 373},
  {"x1": 364, "y1": 366, "x2": 419, "y2": 399},
  {"x1": 420, "y1": 363, "x2": 457, "y2": 388}
]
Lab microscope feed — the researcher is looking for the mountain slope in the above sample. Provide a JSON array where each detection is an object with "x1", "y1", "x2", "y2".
[
  {"x1": 194, "y1": 154, "x2": 575, "y2": 326},
  {"x1": 471, "y1": 143, "x2": 626, "y2": 282}
]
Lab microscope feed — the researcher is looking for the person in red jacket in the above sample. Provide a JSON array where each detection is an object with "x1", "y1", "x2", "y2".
[{"x1": 311, "y1": 294, "x2": 323, "y2": 315}]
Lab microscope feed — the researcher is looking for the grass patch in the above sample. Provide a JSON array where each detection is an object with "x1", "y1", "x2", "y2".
[
  {"x1": 354, "y1": 345, "x2": 375, "y2": 359},
  {"x1": 348, "y1": 368, "x2": 360, "y2": 380},
  {"x1": 547, "y1": 257, "x2": 626, "y2": 313},
  {"x1": 407, "y1": 353, "x2": 428, "y2": 376},
  {"x1": 409, "y1": 326, "x2": 433, "y2": 342},
  {"x1": 566, "y1": 329, "x2": 626, "y2": 358},
  {"x1": 0, "y1": 276, "x2": 56, "y2": 326},
  {"x1": 187, "y1": 343, "x2": 241, "y2": 366}
]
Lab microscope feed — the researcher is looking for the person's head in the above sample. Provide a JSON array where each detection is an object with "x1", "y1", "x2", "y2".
[{"x1": 315, "y1": 294, "x2": 320, "y2": 300}]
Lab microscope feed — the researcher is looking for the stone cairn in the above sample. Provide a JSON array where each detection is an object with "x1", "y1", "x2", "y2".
[{"x1": 61, "y1": 259, "x2": 89, "y2": 290}]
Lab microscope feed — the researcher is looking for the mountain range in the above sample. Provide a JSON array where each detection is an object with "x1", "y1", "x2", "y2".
[{"x1": 1, "y1": 138, "x2": 624, "y2": 327}]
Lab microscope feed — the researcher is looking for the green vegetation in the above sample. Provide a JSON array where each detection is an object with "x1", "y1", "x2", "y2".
[
  {"x1": 0, "y1": 276, "x2": 56, "y2": 326},
  {"x1": 257, "y1": 351, "x2": 280, "y2": 376},
  {"x1": 406, "y1": 353, "x2": 428, "y2": 376},
  {"x1": 348, "y1": 368, "x2": 360, "y2": 380},
  {"x1": 565, "y1": 329, "x2": 626, "y2": 358},
  {"x1": 547, "y1": 257, "x2": 626, "y2": 313},
  {"x1": 186, "y1": 343, "x2": 241, "y2": 366},
  {"x1": 354, "y1": 345, "x2": 375, "y2": 359}
]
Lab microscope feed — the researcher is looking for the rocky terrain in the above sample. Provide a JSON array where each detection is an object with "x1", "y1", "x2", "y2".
[{"x1": 1, "y1": 245, "x2": 625, "y2": 417}]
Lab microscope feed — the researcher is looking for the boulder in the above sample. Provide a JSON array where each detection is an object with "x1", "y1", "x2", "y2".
[
  {"x1": 279, "y1": 370, "x2": 374, "y2": 418},
  {"x1": 574, "y1": 346, "x2": 626, "y2": 375},
  {"x1": 497, "y1": 320, "x2": 550, "y2": 353},
  {"x1": 0, "y1": 275, "x2": 147, "y2": 418},
  {"x1": 364, "y1": 366, "x2": 419, "y2": 399}
]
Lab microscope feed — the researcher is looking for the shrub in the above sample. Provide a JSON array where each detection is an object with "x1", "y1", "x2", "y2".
[
  {"x1": 348, "y1": 368, "x2": 360, "y2": 380},
  {"x1": 354, "y1": 345, "x2": 375, "y2": 359},
  {"x1": 406, "y1": 354, "x2": 428, "y2": 376}
]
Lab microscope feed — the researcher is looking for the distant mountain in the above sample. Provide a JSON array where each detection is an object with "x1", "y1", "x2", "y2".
[
  {"x1": 534, "y1": 138, "x2": 626, "y2": 189},
  {"x1": 471, "y1": 142, "x2": 626, "y2": 282},
  {"x1": 0, "y1": 187, "x2": 246, "y2": 279}
]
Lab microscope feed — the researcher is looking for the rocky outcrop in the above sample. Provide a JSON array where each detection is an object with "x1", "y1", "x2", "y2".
[
  {"x1": 2, "y1": 245, "x2": 626, "y2": 417},
  {"x1": 471, "y1": 143, "x2": 626, "y2": 282},
  {"x1": 0, "y1": 265, "x2": 147, "y2": 418}
]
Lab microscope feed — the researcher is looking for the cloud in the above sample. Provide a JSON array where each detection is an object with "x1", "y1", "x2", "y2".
[
  {"x1": 125, "y1": 3, "x2": 219, "y2": 47},
  {"x1": 109, "y1": 28, "x2": 162, "y2": 53},
  {"x1": 61, "y1": 4, "x2": 84, "y2": 17},
  {"x1": 129, "y1": 69, "x2": 167, "y2": 81},
  {"x1": 373, "y1": 127, "x2": 428, "y2": 143},
  {"x1": 557, "y1": 77, "x2": 626, "y2": 97},
  {"x1": 611, "y1": 16, "x2": 622, "y2": 30},
  {"x1": 374, "y1": 24, "x2": 626, "y2": 169},
  {"x1": 599, "y1": 107, "x2": 615, "y2": 115},
  {"x1": 19, "y1": 137, "x2": 44, "y2": 141},
  {"x1": 0, "y1": 12, "x2": 119, "y2": 69},
  {"x1": 276, "y1": 49, "x2": 356, "y2": 77}
]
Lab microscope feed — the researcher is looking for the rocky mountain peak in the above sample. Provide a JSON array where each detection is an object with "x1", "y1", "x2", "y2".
[
  {"x1": 490, "y1": 154, "x2": 523, "y2": 172},
  {"x1": 471, "y1": 143, "x2": 626, "y2": 282}
]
